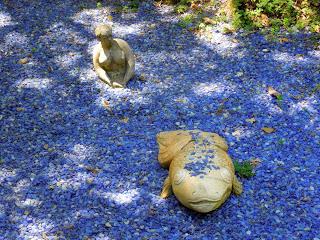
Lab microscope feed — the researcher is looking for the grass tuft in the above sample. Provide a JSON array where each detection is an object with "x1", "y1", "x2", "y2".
[{"x1": 234, "y1": 160, "x2": 255, "y2": 178}]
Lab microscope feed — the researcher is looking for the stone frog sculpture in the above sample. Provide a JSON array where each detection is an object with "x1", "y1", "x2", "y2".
[
  {"x1": 93, "y1": 24, "x2": 135, "y2": 88},
  {"x1": 157, "y1": 130, "x2": 243, "y2": 213}
]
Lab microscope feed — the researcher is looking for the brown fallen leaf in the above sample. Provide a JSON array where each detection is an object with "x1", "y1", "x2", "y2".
[
  {"x1": 176, "y1": 98, "x2": 187, "y2": 103},
  {"x1": 85, "y1": 166, "x2": 101, "y2": 175},
  {"x1": 215, "y1": 107, "x2": 224, "y2": 115},
  {"x1": 102, "y1": 99, "x2": 112, "y2": 111},
  {"x1": 86, "y1": 178, "x2": 94, "y2": 184},
  {"x1": 191, "y1": 2, "x2": 200, "y2": 10},
  {"x1": 222, "y1": 27, "x2": 234, "y2": 35},
  {"x1": 18, "y1": 57, "x2": 29, "y2": 64},
  {"x1": 64, "y1": 224, "x2": 75, "y2": 230},
  {"x1": 262, "y1": 127, "x2": 275, "y2": 133},
  {"x1": 139, "y1": 74, "x2": 146, "y2": 81},
  {"x1": 202, "y1": 17, "x2": 216, "y2": 25},
  {"x1": 260, "y1": 14, "x2": 270, "y2": 27},
  {"x1": 267, "y1": 86, "x2": 281, "y2": 98},
  {"x1": 16, "y1": 107, "x2": 25, "y2": 112},
  {"x1": 120, "y1": 117, "x2": 129, "y2": 123},
  {"x1": 250, "y1": 158, "x2": 262, "y2": 167},
  {"x1": 279, "y1": 37, "x2": 290, "y2": 43}
]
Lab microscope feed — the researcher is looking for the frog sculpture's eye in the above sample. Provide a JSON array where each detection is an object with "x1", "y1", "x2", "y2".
[
  {"x1": 174, "y1": 169, "x2": 188, "y2": 185},
  {"x1": 220, "y1": 168, "x2": 232, "y2": 183}
]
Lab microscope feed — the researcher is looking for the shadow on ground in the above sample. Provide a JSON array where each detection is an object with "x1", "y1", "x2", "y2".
[{"x1": 0, "y1": 0, "x2": 319, "y2": 239}]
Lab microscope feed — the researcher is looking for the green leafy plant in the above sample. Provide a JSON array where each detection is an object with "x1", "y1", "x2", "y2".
[
  {"x1": 276, "y1": 94, "x2": 283, "y2": 101},
  {"x1": 234, "y1": 160, "x2": 255, "y2": 178},
  {"x1": 128, "y1": 0, "x2": 139, "y2": 12},
  {"x1": 178, "y1": 14, "x2": 194, "y2": 28},
  {"x1": 228, "y1": 0, "x2": 320, "y2": 32},
  {"x1": 275, "y1": 94, "x2": 284, "y2": 108},
  {"x1": 115, "y1": 0, "x2": 139, "y2": 13},
  {"x1": 175, "y1": 4, "x2": 188, "y2": 13},
  {"x1": 96, "y1": 1, "x2": 103, "y2": 8}
]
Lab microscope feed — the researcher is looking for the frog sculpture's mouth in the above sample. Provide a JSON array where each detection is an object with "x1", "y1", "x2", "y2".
[
  {"x1": 188, "y1": 198, "x2": 221, "y2": 211},
  {"x1": 188, "y1": 192, "x2": 229, "y2": 212}
]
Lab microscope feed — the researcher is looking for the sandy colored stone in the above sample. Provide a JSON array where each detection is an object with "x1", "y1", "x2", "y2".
[
  {"x1": 18, "y1": 57, "x2": 29, "y2": 64},
  {"x1": 157, "y1": 130, "x2": 243, "y2": 213},
  {"x1": 93, "y1": 24, "x2": 135, "y2": 88}
]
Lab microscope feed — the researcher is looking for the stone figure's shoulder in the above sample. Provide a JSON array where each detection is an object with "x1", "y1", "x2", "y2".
[
  {"x1": 114, "y1": 38, "x2": 133, "y2": 52},
  {"x1": 114, "y1": 38, "x2": 130, "y2": 46}
]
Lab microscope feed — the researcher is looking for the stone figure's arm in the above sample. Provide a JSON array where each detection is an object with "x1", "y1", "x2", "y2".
[
  {"x1": 116, "y1": 39, "x2": 135, "y2": 83},
  {"x1": 124, "y1": 47, "x2": 135, "y2": 82},
  {"x1": 93, "y1": 46, "x2": 112, "y2": 86}
]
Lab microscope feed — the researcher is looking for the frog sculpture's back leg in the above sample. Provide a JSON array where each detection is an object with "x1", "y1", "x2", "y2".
[{"x1": 156, "y1": 130, "x2": 192, "y2": 168}]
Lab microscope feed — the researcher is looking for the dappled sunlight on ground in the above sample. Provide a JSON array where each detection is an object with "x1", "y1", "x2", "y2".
[
  {"x1": 230, "y1": 126, "x2": 256, "y2": 141},
  {"x1": 4, "y1": 31, "x2": 28, "y2": 48},
  {"x1": 0, "y1": 10, "x2": 15, "y2": 27},
  {"x1": 272, "y1": 51, "x2": 312, "y2": 65},
  {"x1": 199, "y1": 30, "x2": 240, "y2": 51},
  {"x1": 15, "y1": 198, "x2": 42, "y2": 208},
  {"x1": 71, "y1": 9, "x2": 110, "y2": 26},
  {"x1": 114, "y1": 23, "x2": 146, "y2": 36},
  {"x1": 54, "y1": 172, "x2": 91, "y2": 191},
  {"x1": 94, "y1": 189, "x2": 140, "y2": 205},
  {"x1": 18, "y1": 218, "x2": 55, "y2": 240},
  {"x1": 0, "y1": 0, "x2": 319, "y2": 239},
  {"x1": 0, "y1": 167, "x2": 17, "y2": 184},
  {"x1": 54, "y1": 52, "x2": 83, "y2": 69},
  {"x1": 289, "y1": 97, "x2": 319, "y2": 115},
  {"x1": 63, "y1": 144, "x2": 97, "y2": 162},
  {"x1": 16, "y1": 78, "x2": 52, "y2": 90},
  {"x1": 192, "y1": 82, "x2": 235, "y2": 97},
  {"x1": 251, "y1": 93, "x2": 284, "y2": 115}
]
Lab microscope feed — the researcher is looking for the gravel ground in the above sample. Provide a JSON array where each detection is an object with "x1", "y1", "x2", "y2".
[{"x1": 0, "y1": 0, "x2": 320, "y2": 239}]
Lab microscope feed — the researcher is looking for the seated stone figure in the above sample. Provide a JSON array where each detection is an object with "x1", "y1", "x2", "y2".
[
  {"x1": 157, "y1": 130, "x2": 243, "y2": 213},
  {"x1": 93, "y1": 24, "x2": 135, "y2": 88}
]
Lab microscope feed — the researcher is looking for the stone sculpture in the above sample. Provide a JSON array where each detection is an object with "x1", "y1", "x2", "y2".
[
  {"x1": 157, "y1": 130, "x2": 243, "y2": 213},
  {"x1": 93, "y1": 24, "x2": 135, "y2": 88}
]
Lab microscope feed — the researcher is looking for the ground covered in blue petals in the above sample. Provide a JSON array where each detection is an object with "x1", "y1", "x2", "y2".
[{"x1": 1, "y1": 0, "x2": 319, "y2": 239}]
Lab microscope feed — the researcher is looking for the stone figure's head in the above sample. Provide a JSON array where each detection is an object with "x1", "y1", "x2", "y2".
[
  {"x1": 172, "y1": 167, "x2": 233, "y2": 213},
  {"x1": 95, "y1": 24, "x2": 113, "y2": 45}
]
